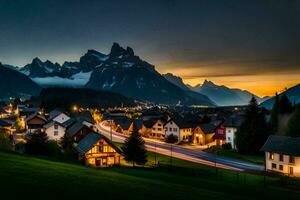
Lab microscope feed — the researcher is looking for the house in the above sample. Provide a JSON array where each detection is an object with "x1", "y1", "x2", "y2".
[
  {"x1": 151, "y1": 120, "x2": 165, "y2": 139},
  {"x1": 140, "y1": 119, "x2": 157, "y2": 138},
  {"x1": 164, "y1": 118, "x2": 194, "y2": 142},
  {"x1": 261, "y1": 135, "x2": 300, "y2": 177},
  {"x1": 25, "y1": 113, "x2": 47, "y2": 133},
  {"x1": 0, "y1": 119, "x2": 14, "y2": 134},
  {"x1": 76, "y1": 111, "x2": 95, "y2": 128},
  {"x1": 66, "y1": 121, "x2": 93, "y2": 143},
  {"x1": 49, "y1": 109, "x2": 70, "y2": 124},
  {"x1": 113, "y1": 118, "x2": 133, "y2": 135},
  {"x1": 211, "y1": 120, "x2": 226, "y2": 146},
  {"x1": 76, "y1": 132, "x2": 122, "y2": 167},
  {"x1": 44, "y1": 121, "x2": 66, "y2": 141},
  {"x1": 223, "y1": 115, "x2": 244, "y2": 149},
  {"x1": 193, "y1": 123, "x2": 216, "y2": 145},
  {"x1": 114, "y1": 118, "x2": 143, "y2": 135}
]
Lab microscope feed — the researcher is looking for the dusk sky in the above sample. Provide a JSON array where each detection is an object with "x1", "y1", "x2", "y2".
[{"x1": 0, "y1": 0, "x2": 299, "y2": 97}]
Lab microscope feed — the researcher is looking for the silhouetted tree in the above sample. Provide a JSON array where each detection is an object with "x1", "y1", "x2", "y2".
[
  {"x1": 60, "y1": 135, "x2": 77, "y2": 160},
  {"x1": 25, "y1": 130, "x2": 49, "y2": 155},
  {"x1": 122, "y1": 123, "x2": 147, "y2": 166},
  {"x1": 278, "y1": 94, "x2": 293, "y2": 115},
  {"x1": 269, "y1": 93, "x2": 279, "y2": 134},
  {"x1": 286, "y1": 104, "x2": 300, "y2": 137},
  {"x1": 236, "y1": 97, "x2": 269, "y2": 155}
]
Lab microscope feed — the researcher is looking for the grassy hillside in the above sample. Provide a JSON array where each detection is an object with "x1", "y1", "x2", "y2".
[{"x1": 0, "y1": 151, "x2": 299, "y2": 200}]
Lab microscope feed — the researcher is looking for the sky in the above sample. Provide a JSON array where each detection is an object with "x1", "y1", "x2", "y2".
[{"x1": 0, "y1": 0, "x2": 299, "y2": 97}]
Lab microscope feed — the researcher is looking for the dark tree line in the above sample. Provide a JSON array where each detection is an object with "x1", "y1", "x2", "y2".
[{"x1": 236, "y1": 97, "x2": 269, "y2": 155}]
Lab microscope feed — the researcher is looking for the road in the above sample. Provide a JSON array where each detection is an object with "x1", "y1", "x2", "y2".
[{"x1": 95, "y1": 122, "x2": 264, "y2": 172}]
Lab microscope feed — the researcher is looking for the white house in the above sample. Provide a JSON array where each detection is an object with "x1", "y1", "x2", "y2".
[
  {"x1": 261, "y1": 135, "x2": 300, "y2": 177},
  {"x1": 164, "y1": 120, "x2": 180, "y2": 140},
  {"x1": 164, "y1": 118, "x2": 195, "y2": 142},
  {"x1": 151, "y1": 120, "x2": 165, "y2": 138},
  {"x1": 44, "y1": 121, "x2": 66, "y2": 141},
  {"x1": 223, "y1": 116, "x2": 244, "y2": 149},
  {"x1": 49, "y1": 110, "x2": 70, "y2": 124}
]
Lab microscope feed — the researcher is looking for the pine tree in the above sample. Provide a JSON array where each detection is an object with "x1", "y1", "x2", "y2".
[
  {"x1": 60, "y1": 135, "x2": 77, "y2": 160},
  {"x1": 269, "y1": 93, "x2": 279, "y2": 134},
  {"x1": 286, "y1": 104, "x2": 300, "y2": 137},
  {"x1": 278, "y1": 94, "x2": 293, "y2": 114},
  {"x1": 122, "y1": 123, "x2": 147, "y2": 166},
  {"x1": 25, "y1": 130, "x2": 49, "y2": 155},
  {"x1": 236, "y1": 97, "x2": 269, "y2": 155}
]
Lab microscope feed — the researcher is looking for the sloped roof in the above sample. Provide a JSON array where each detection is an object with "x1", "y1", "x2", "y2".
[
  {"x1": 114, "y1": 118, "x2": 132, "y2": 130},
  {"x1": 200, "y1": 123, "x2": 216, "y2": 134},
  {"x1": 260, "y1": 135, "x2": 300, "y2": 156},
  {"x1": 49, "y1": 109, "x2": 66, "y2": 120},
  {"x1": 43, "y1": 121, "x2": 66, "y2": 129},
  {"x1": 223, "y1": 115, "x2": 244, "y2": 128},
  {"x1": 143, "y1": 118, "x2": 158, "y2": 128},
  {"x1": 62, "y1": 118, "x2": 77, "y2": 128},
  {"x1": 25, "y1": 113, "x2": 47, "y2": 122},
  {"x1": 76, "y1": 132, "x2": 122, "y2": 154},
  {"x1": 66, "y1": 122, "x2": 87, "y2": 137},
  {"x1": 0, "y1": 119, "x2": 12, "y2": 127}
]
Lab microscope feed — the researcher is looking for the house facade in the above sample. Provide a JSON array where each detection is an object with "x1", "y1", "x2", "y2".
[
  {"x1": 76, "y1": 132, "x2": 122, "y2": 167},
  {"x1": 25, "y1": 113, "x2": 47, "y2": 133},
  {"x1": 223, "y1": 116, "x2": 244, "y2": 149},
  {"x1": 44, "y1": 121, "x2": 66, "y2": 141},
  {"x1": 261, "y1": 135, "x2": 300, "y2": 177},
  {"x1": 164, "y1": 120, "x2": 180, "y2": 140}
]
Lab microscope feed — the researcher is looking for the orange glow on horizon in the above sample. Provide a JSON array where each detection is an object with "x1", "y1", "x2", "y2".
[{"x1": 158, "y1": 64, "x2": 300, "y2": 97}]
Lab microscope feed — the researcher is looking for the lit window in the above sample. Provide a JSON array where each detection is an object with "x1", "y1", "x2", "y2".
[{"x1": 269, "y1": 152, "x2": 274, "y2": 160}]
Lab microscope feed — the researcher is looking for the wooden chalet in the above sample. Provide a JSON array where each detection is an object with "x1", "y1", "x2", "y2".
[
  {"x1": 25, "y1": 113, "x2": 47, "y2": 133},
  {"x1": 76, "y1": 132, "x2": 122, "y2": 167}
]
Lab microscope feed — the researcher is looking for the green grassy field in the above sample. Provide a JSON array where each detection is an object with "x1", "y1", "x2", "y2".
[
  {"x1": 0, "y1": 150, "x2": 299, "y2": 200},
  {"x1": 204, "y1": 147, "x2": 264, "y2": 165}
]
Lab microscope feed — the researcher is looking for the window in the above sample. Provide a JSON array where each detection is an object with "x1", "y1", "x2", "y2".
[
  {"x1": 289, "y1": 156, "x2": 295, "y2": 164},
  {"x1": 227, "y1": 129, "x2": 231, "y2": 133},
  {"x1": 289, "y1": 167, "x2": 294, "y2": 175},
  {"x1": 279, "y1": 165, "x2": 283, "y2": 171},
  {"x1": 152, "y1": 128, "x2": 156, "y2": 131},
  {"x1": 279, "y1": 154, "x2": 284, "y2": 162},
  {"x1": 54, "y1": 124, "x2": 58, "y2": 129},
  {"x1": 269, "y1": 152, "x2": 274, "y2": 160},
  {"x1": 54, "y1": 131, "x2": 58, "y2": 136},
  {"x1": 173, "y1": 128, "x2": 177, "y2": 132},
  {"x1": 157, "y1": 123, "x2": 162, "y2": 127},
  {"x1": 169, "y1": 128, "x2": 172, "y2": 131},
  {"x1": 271, "y1": 163, "x2": 277, "y2": 169},
  {"x1": 227, "y1": 137, "x2": 231, "y2": 141},
  {"x1": 158, "y1": 128, "x2": 162, "y2": 131}
]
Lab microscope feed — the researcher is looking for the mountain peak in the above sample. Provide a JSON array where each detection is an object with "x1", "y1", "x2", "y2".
[
  {"x1": 126, "y1": 46, "x2": 134, "y2": 56},
  {"x1": 110, "y1": 42, "x2": 126, "y2": 56},
  {"x1": 32, "y1": 57, "x2": 42, "y2": 63},
  {"x1": 202, "y1": 80, "x2": 216, "y2": 87}
]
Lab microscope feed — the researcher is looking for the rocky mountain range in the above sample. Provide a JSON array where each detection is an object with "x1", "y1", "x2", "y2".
[
  {"x1": 163, "y1": 73, "x2": 268, "y2": 106},
  {"x1": 15, "y1": 43, "x2": 215, "y2": 106}
]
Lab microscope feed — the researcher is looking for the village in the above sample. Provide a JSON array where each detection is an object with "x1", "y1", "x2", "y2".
[{"x1": 0, "y1": 96, "x2": 299, "y2": 178}]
